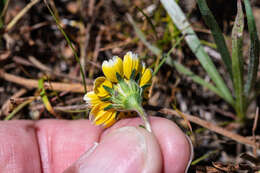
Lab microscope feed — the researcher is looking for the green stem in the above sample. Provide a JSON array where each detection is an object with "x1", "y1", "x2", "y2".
[{"x1": 135, "y1": 106, "x2": 152, "y2": 132}]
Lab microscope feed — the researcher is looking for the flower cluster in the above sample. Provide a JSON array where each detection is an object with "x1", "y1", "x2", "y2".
[{"x1": 84, "y1": 52, "x2": 152, "y2": 130}]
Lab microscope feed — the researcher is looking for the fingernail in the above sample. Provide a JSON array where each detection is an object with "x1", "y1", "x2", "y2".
[
  {"x1": 78, "y1": 142, "x2": 99, "y2": 161},
  {"x1": 185, "y1": 135, "x2": 194, "y2": 173}
]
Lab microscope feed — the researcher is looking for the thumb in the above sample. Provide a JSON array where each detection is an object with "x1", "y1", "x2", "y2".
[{"x1": 64, "y1": 126, "x2": 162, "y2": 173}]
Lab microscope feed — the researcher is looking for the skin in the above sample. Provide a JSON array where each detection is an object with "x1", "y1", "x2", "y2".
[{"x1": 0, "y1": 116, "x2": 192, "y2": 173}]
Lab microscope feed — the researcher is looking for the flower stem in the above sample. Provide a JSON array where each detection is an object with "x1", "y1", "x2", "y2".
[{"x1": 135, "y1": 106, "x2": 152, "y2": 132}]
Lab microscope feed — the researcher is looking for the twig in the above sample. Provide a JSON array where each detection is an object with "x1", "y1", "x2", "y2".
[
  {"x1": 14, "y1": 56, "x2": 92, "y2": 83},
  {"x1": 209, "y1": 105, "x2": 236, "y2": 119},
  {"x1": 29, "y1": 56, "x2": 52, "y2": 72},
  {"x1": 44, "y1": 0, "x2": 87, "y2": 93},
  {"x1": 5, "y1": 0, "x2": 40, "y2": 32},
  {"x1": 81, "y1": 0, "x2": 104, "y2": 72},
  {"x1": 0, "y1": 88, "x2": 27, "y2": 117},
  {"x1": 89, "y1": 26, "x2": 104, "y2": 77},
  {"x1": 252, "y1": 107, "x2": 259, "y2": 156},
  {"x1": 0, "y1": 0, "x2": 10, "y2": 18},
  {"x1": 0, "y1": 70, "x2": 92, "y2": 93},
  {"x1": 13, "y1": 56, "x2": 33, "y2": 66},
  {"x1": 88, "y1": 0, "x2": 95, "y2": 16},
  {"x1": 48, "y1": 103, "x2": 258, "y2": 149},
  {"x1": 54, "y1": 104, "x2": 88, "y2": 112},
  {"x1": 4, "y1": 99, "x2": 33, "y2": 120},
  {"x1": 145, "y1": 105, "x2": 258, "y2": 149}
]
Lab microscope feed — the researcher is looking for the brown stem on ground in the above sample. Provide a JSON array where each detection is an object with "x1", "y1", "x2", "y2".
[{"x1": 0, "y1": 70, "x2": 92, "y2": 93}]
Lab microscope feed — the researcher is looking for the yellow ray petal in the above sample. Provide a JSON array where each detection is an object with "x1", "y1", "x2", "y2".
[
  {"x1": 95, "y1": 111, "x2": 114, "y2": 125},
  {"x1": 103, "y1": 111, "x2": 117, "y2": 128},
  {"x1": 83, "y1": 91, "x2": 101, "y2": 107},
  {"x1": 94, "y1": 103, "x2": 113, "y2": 123},
  {"x1": 94, "y1": 77, "x2": 113, "y2": 97},
  {"x1": 123, "y1": 51, "x2": 141, "y2": 79},
  {"x1": 140, "y1": 68, "x2": 152, "y2": 87},
  {"x1": 89, "y1": 103, "x2": 102, "y2": 121},
  {"x1": 89, "y1": 102, "x2": 117, "y2": 127},
  {"x1": 102, "y1": 56, "x2": 123, "y2": 82}
]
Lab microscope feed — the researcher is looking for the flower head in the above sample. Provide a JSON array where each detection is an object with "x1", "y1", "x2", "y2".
[{"x1": 84, "y1": 51, "x2": 153, "y2": 131}]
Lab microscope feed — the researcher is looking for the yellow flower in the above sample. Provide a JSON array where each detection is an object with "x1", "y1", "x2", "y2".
[
  {"x1": 94, "y1": 77, "x2": 113, "y2": 98},
  {"x1": 140, "y1": 68, "x2": 152, "y2": 87},
  {"x1": 102, "y1": 56, "x2": 123, "y2": 82},
  {"x1": 123, "y1": 52, "x2": 141, "y2": 79},
  {"x1": 84, "y1": 51, "x2": 153, "y2": 131},
  {"x1": 90, "y1": 102, "x2": 117, "y2": 128},
  {"x1": 83, "y1": 91, "x2": 101, "y2": 107}
]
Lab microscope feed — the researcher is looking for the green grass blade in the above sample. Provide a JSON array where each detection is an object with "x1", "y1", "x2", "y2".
[
  {"x1": 231, "y1": 0, "x2": 245, "y2": 119},
  {"x1": 4, "y1": 99, "x2": 33, "y2": 120},
  {"x1": 173, "y1": 61, "x2": 227, "y2": 102},
  {"x1": 136, "y1": 6, "x2": 158, "y2": 40},
  {"x1": 126, "y1": 13, "x2": 161, "y2": 56},
  {"x1": 161, "y1": 0, "x2": 234, "y2": 105},
  {"x1": 197, "y1": 0, "x2": 233, "y2": 79},
  {"x1": 243, "y1": 0, "x2": 260, "y2": 97},
  {"x1": 38, "y1": 78, "x2": 60, "y2": 118},
  {"x1": 153, "y1": 54, "x2": 168, "y2": 76},
  {"x1": 153, "y1": 36, "x2": 184, "y2": 76},
  {"x1": 44, "y1": 0, "x2": 87, "y2": 93}
]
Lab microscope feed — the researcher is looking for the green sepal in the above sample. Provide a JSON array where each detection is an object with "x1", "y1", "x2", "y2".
[
  {"x1": 116, "y1": 72, "x2": 123, "y2": 82},
  {"x1": 141, "y1": 83, "x2": 151, "y2": 90},
  {"x1": 139, "y1": 124, "x2": 145, "y2": 129},
  {"x1": 130, "y1": 69, "x2": 136, "y2": 80},
  {"x1": 103, "y1": 104, "x2": 114, "y2": 111},
  {"x1": 135, "y1": 72, "x2": 141, "y2": 83},
  {"x1": 103, "y1": 85, "x2": 114, "y2": 95},
  {"x1": 118, "y1": 79, "x2": 129, "y2": 94},
  {"x1": 101, "y1": 97, "x2": 112, "y2": 102}
]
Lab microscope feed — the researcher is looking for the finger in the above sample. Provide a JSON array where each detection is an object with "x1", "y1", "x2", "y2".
[
  {"x1": 65, "y1": 126, "x2": 162, "y2": 173},
  {"x1": 103, "y1": 116, "x2": 192, "y2": 173},
  {"x1": 35, "y1": 119, "x2": 103, "y2": 173},
  {"x1": 0, "y1": 120, "x2": 41, "y2": 173}
]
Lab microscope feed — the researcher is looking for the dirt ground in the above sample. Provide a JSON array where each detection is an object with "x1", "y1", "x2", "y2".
[{"x1": 0, "y1": 0, "x2": 260, "y2": 172}]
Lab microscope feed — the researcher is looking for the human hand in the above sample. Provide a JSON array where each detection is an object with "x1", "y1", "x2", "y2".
[{"x1": 0, "y1": 116, "x2": 192, "y2": 173}]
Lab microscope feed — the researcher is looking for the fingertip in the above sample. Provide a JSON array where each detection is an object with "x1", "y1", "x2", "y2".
[
  {"x1": 104, "y1": 116, "x2": 192, "y2": 173},
  {"x1": 65, "y1": 126, "x2": 162, "y2": 173},
  {"x1": 0, "y1": 120, "x2": 41, "y2": 172},
  {"x1": 151, "y1": 117, "x2": 192, "y2": 173},
  {"x1": 35, "y1": 119, "x2": 103, "y2": 173}
]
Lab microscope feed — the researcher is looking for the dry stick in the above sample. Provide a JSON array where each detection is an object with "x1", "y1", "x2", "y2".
[
  {"x1": 252, "y1": 107, "x2": 259, "y2": 156},
  {"x1": 81, "y1": 0, "x2": 104, "y2": 72},
  {"x1": 88, "y1": 0, "x2": 95, "y2": 16},
  {"x1": 14, "y1": 56, "x2": 92, "y2": 83},
  {"x1": 0, "y1": 0, "x2": 10, "y2": 18},
  {"x1": 0, "y1": 70, "x2": 92, "y2": 93},
  {"x1": 99, "y1": 38, "x2": 133, "y2": 51},
  {"x1": 157, "y1": 107, "x2": 258, "y2": 149},
  {"x1": 51, "y1": 103, "x2": 258, "y2": 149},
  {"x1": 0, "y1": 88, "x2": 27, "y2": 116},
  {"x1": 89, "y1": 26, "x2": 104, "y2": 77},
  {"x1": 29, "y1": 56, "x2": 51, "y2": 72},
  {"x1": 54, "y1": 104, "x2": 89, "y2": 112},
  {"x1": 5, "y1": 0, "x2": 40, "y2": 32}
]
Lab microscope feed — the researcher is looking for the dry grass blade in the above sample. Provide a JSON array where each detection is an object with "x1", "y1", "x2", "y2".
[
  {"x1": 0, "y1": 88, "x2": 27, "y2": 117},
  {"x1": 5, "y1": 0, "x2": 40, "y2": 32},
  {"x1": 4, "y1": 99, "x2": 33, "y2": 120},
  {"x1": 38, "y1": 78, "x2": 61, "y2": 119},
  {"x1": 0, "y1": 70, "x2": 92, "y2": 93},
  {"x1": 146, "y1": 105, "x2": 258, "y2": 148}
]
